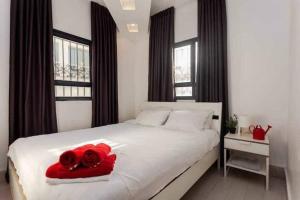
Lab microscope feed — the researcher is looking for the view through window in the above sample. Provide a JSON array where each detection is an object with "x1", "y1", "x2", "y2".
[
  {"x1": 53, "y1": 30, "x2": 92, "y2": 100},
  {"x1": 174, "y1": 39, "x2": 198, "y2": 99}
]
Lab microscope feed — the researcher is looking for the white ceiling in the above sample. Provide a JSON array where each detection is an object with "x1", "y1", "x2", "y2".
[
  {"x1": 95, "y1": 0, "x2": 191, "y2": 40},
  {"x1": 92, "y1": 0, "x2": 105, "y2": 6},
  {"x1": 151, "y1": 0, "x2": 195, "y2": 15},
  {"x1": 103, "y1": 0, "x2": 151, "y2": 40},
  {"x1": 151, "y1": 0, "x2": 175, "y2": 15}
]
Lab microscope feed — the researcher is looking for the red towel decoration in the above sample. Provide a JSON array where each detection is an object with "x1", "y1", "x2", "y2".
[
  {"x1": 81, "y1": 143, "x2": 111, "y2": 168},
  {"x1": 46, "y1": 154, "x2": 116, "y2": 179},
  {"x1": 59, "y1": 144, "x2": 94, "y2": 170},
  {"x1": 46, "y1": 143, "x2": 116, "y2": 180}
]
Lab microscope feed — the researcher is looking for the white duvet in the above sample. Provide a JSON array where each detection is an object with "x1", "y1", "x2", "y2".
[{"x1": 8, "y1": 123, "x2": 219, "y2": 200}]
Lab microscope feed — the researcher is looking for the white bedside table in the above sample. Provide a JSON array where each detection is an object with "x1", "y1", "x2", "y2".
[{"x1": 224, "y1": 133, "x2": 270, "y2": 190}]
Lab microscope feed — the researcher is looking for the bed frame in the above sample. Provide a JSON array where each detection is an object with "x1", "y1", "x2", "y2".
[{"x1": 9, "y1": 102, "x2": 222, "y2": 200}]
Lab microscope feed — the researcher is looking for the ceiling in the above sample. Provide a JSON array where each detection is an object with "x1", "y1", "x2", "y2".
[
  {"x1": 103, "y1": 0, "x2": 151, "y2": 40},
  {"x1": 151, "y1": 0, "x2": 195, "y2": 15},
  {"x1": 96, "y1": 0, "x2": 193, "y2": 40},
  {"x1": 92, "y1": 0, "x2": 105, "y2": 6}
]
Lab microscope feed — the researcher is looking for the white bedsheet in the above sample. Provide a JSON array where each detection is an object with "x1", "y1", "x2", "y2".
[
  {"x1": 8, "y1": 123, "x2": 219, "y2": 200},
  {"x1": 46, "y1": 174, "x2": 112, "y2": 185}
]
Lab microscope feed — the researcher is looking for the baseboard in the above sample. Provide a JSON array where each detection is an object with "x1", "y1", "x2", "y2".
[{"x1": 285, "y1": 168, "x2": 292, "y2": 200}]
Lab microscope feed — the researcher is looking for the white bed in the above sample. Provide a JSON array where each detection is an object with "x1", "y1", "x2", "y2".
[{"x1": 8, "y1": 102, "x2": 222, "y2": 200}]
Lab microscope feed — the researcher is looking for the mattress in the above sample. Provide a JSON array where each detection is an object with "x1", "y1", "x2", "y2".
[{"x1": 8, "y1": 123, "x2": 219, "y2": 200}]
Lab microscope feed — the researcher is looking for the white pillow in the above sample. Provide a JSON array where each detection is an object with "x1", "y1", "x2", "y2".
[
  {"x1": 204, "y1": 112, "x2": 214, "y2": 129},
  {"x1": 135, "y1": 109, "x2": 171, "y2": 126},
  {"x1": 163, "y1": 110, "x2": 213, "y2": 133}
]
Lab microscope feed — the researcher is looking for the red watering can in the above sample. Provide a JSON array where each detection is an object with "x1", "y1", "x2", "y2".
[{"x1": 249, "y1": 125, "x2": 272, "y2": 140}]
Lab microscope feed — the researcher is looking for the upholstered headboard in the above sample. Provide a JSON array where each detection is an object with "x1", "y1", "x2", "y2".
[{"x1": 138, "y1": 102, "x2": 223, "y2": 133}]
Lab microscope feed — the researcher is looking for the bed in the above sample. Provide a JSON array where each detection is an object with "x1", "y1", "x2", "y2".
[{"x1": 8, "y1": 102, "x2": 222, "y2": 200}]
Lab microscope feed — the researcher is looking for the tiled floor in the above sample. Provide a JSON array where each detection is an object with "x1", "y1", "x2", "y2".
[{"x1": 0, "y1": 166, "x2": 287, "y2": 200}]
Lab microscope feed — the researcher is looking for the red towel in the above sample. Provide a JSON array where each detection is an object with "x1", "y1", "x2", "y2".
[
  {"x1": 81, "y1": 143, "x2": 111, "y2": 168},
  {"x1": 59, "y1": 144, "x2": 94, "y2": 170},
  {"x1": 46, "y1": 154, "x2": 117, "y2": 179}
]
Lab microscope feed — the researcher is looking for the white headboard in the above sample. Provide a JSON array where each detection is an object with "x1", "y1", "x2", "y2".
[{"x1": 139, "y1": 102, "x2": 223, "y2": 133}]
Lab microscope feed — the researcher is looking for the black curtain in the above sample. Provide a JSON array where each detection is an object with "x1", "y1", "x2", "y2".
[
  {"x1": 9, "y1": 0, "x2": 57, "y2": 145},
  {"x1": 148, "y1": 7, "x2": 175, "y2": 102},
  {"x1": 91, "y1": 2, "x2": 118, "y2": 127},
  {"x1": 196, "y1": 0, "x2": 228, "y2": 164}
]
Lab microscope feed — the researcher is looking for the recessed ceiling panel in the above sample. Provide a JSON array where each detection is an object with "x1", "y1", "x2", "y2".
[
  {"x1": 103, "y1": 0, "x2": 151, "y2": 39},
  {"x1": 120, "y1": 0, "x2": 136, "y2": 10},
  {"x1": 127, "y1": 23, "x2": 139, "y2": 32}
]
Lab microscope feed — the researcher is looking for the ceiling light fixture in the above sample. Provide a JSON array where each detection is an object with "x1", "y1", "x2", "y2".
[
  {"x1": 120, "y1": 0, "x2": 136, "y2": 10},
  {"x1": 127, "y1": 24, "x2": 139, "y2": 32}
]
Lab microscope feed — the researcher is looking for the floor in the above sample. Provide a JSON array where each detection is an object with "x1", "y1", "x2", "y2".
[
  {"x1": 0, "y1": 173, "x2": 11, "y2": 200},
  {"x1": 182, "y1": 166, "x2": 287, "y2": 200},
  {"x1": 0, "y1": 166, "x2": 287, "y2": 200}
]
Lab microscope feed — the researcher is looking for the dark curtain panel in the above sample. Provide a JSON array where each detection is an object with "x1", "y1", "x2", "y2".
[
  {"x1": 9, "y1": 0, "x2": 57, "y2": 145},
  {"x1": 91, "y1": 2, "x2": 118, "y2": 127},
  {"x1": 196, "y1": 0, "x2": 228, "y2": 164},
  {"x1": 148, "y1": 7, "x2": 175, "y2": 102}
]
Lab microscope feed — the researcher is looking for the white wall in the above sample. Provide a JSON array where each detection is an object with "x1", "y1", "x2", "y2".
[
  {"x1": 0, "y1": 0, "x2": 10, "y2": 171},
  {"x1": 53, "y1": 0, "x2": 92, "y2": 40},
  {"x1": 53, "y1": 0, "x2": 136, "y2": 131},
  {"x1": 178, "y1": 0, "x2": 291, "y2": 167},
  {"x1": 174, "y1": 0, "x2": 197, "y2": 42},
  {"x1": 133, "y1": 34, "x2": 150, "y2": 113},
  {"x1": 53, "y1": 0, "x2": 93, "y2": 132},
  {"x1": 287, "y1": 0, "x2": 300, "y2": 199},
  {"x1": 0, "y1": 0, "x2": 137, "y2": 169},
  {"x1": 0, "y1": 0, "x2": 294, "y2": 171},
  {"x1": 118, "y1": 34, "x2": 136, "y2": 121},
  {"x1": 227, "y1": 0, "x2": 290, "y2": 167},
  {"x1": 56, "y1": 101, "x2": 92, "y2": 131},
  {"x1": 133, "y1": 0, "x2": 199, "y2": 112},
  {"x1": 137, "y1": 0, "x2": 291, "y2": 167}
]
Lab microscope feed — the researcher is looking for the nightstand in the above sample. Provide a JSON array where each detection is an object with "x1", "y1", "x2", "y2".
[{"x1": 224, "y1": 133, "x2": 270, "y2": 190}]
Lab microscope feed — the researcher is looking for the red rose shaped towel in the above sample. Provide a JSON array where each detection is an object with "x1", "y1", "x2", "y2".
[
  {"x1": 81, "y1": 143, "x2": 111, "y2": 168},
  {"x1": 59, "y1": 144, "x2": 94, "y2": 170},
  {"x1": 46, "y1": 154, "x2": 116, "y2": 180}
]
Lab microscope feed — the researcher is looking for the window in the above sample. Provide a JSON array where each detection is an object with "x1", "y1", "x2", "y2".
[
  {"x1": 53, "y1": 30, "x2": 92, "y2": 101},
  {"x1": 174, "y1": 38, "x2": 198, "y2": 100}
]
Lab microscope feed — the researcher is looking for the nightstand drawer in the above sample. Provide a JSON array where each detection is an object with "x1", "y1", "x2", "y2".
[{"x1": 225, "y1": 138, "x2": 269, "y2": 156}]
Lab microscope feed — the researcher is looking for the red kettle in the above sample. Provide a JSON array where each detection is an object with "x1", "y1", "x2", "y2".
[{"x1": 249, "y1": 125, "x2": 272, "y2": 140}]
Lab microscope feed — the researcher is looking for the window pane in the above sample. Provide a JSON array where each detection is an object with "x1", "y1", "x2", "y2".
[
  {"x1": 55, "y1": 86, "x2": 91, "y2": 98},
  {"x1": 84, "y1": 46, "x2": 90, "y2": 82},
  {"x1": 53, "y1": 34, "x2": 91, "y2": 99},
  {"x1": 85, "y1": 87, "x2": 91, "y2": 97},
  {"x1": 63, "y1": 41, "x2": 71, "y2": 81},
  {"x1": 176, "y1": 87, "x2": 192, "y2": 97},
  {"x1": 55, "y1": 86, "x2": 64, "y2": 97},
  {"x1": 78, "y1": 45, "x2": 85, "y2": 82},
  {"x1": 54, "y1": 38, "x2": 64, "y2": 80},
  {"x1": 71, "y1": 87, "x2": 78, "y2": 97},
  {"x1": 175, "y1": 45, "x2": 191, "y2": 83},
  {"x1": 70, "y1": 43, "x2": 78, "y2": 81},
  {"x1": 78, "y1": 87, "x2": 85, "y2": 97},
  {"x1": 64, "y1": 86, "x2": 71, "y2": 97}
]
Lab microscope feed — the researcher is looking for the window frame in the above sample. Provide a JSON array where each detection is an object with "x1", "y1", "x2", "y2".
[
  {"x1": 53, "y1": 29, "x2": 92, "y2": 101},
  {"x1": 174, "y1": 37, "x2": 198, "y2": 100}
]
